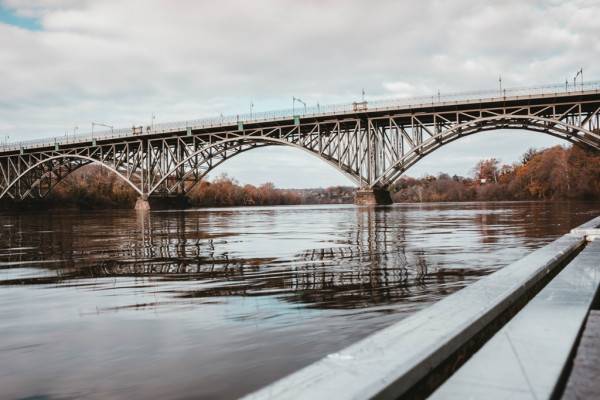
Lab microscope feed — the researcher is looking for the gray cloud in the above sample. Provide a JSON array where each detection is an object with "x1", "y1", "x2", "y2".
[{"x1": 0, "y1": 0, "x2": 598, "y2": 187}]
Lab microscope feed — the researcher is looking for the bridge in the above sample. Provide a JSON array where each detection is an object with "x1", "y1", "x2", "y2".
[{"x1": 1, "y1": 81, "x2": 600, "y2": 208}]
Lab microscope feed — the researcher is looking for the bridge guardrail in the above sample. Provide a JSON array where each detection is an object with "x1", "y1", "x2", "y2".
[{"x1": 2, "y1": 80, "x2": 600, "y2": 152}]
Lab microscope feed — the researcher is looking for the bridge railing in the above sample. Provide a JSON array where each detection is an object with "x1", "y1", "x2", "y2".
[{"x1": 2, "y1": 80, "x2": 600, "y2": 152}]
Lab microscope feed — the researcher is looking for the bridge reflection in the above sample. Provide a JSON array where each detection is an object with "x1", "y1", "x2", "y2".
[{"x1": 0, "y1": 206, "x2": 525, "y2": 310}]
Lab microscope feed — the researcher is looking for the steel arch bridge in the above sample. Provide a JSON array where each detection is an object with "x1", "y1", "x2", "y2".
[{"x1": 1, "y1": 82, "x2": 600, "y2": 207}]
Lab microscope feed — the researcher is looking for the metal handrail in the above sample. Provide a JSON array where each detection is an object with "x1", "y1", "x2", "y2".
[{"x1": 2, "y1": 80, "x2": 599, "y2": 152}]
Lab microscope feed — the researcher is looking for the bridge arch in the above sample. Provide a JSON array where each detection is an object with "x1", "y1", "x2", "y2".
[
  {"x1": 2, "y1": 107, "x2": 599, "y2": 204},
  {"x1": 147, "y1": 136, "x2": 362, "y2": 196},
  {"x1": 0, "y1": 154, "x2": 143, "y2": 200},
  {"x1": 375, "y1": 114, "x2": 600, "y2": 187}
]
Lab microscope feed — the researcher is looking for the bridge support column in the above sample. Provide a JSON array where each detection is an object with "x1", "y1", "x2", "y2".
[
  {"x1": 354, "y1": 188, "x2": 393, "y2": 206},
  {"x1": 135, "y1": 196, "x2": 151, "y2": 210}
]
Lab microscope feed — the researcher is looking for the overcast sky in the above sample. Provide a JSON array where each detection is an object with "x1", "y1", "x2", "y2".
[{"x1": 1, "y1": 0, "x2": 599, "y2": 188}]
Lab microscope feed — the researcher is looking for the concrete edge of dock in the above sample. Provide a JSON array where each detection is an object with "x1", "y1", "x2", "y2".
[{"x1": 242, "y1": 216, "x2": 600, "y2": 400}]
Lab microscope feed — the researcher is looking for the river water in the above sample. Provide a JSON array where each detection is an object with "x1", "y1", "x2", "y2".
[{"x1": 1, "y1": 202, "x2": 598, "y2": 399}]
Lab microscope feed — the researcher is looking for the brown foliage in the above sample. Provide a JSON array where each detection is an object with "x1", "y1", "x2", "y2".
[
  {"x1": 392, "y1": 145, "x2": 600, "y2": 202},
  {"x1": 49, "y1": 165, "x2": 138, "y2": 208},
  {"x1": 393, "y1": 174, "x2": 477, "y2": 202},
  {"x1": 186, "y1": 174, "x2": 302, "y2": 207}
]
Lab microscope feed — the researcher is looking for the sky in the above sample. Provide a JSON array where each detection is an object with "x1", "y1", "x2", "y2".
[{"x1": 1, "y1": 0, "x2": 599, "y2": 188}]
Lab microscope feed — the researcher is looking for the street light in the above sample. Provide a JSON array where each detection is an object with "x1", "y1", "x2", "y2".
[
  {"x1": 250, "y1": 101, "x2": 254, "y2": 119},
  {"x1": 293, "y1": 97, "x2": 307, "y2": 115},
  {"x1": 72, "y1": 126, "x2": 79, "y2": 142},
  {"x1": 574, "y1": 68, "x2": 583, "y2": 91},
  {"x1": 92, "y1": 122, "x2": 114, "y2": 136}
]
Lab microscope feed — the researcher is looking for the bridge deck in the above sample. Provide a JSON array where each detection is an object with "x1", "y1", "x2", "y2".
[
  {"x1": 2, "y1": 81, "x2": 600, "y2": 154},
  {"x1": 242, "y1": 216, "x2": 600, "y2": 400}
]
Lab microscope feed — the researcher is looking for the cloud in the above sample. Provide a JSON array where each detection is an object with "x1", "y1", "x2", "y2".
[
  {"x1": 382, "y1": 81, "x2": 420, "y2": 97},
  {"x1": 2, "y1": 0, "x2": 88, "y2": 18},
  {"x1": 0, "y1": 0, "x2": 598, "y2": 186}
]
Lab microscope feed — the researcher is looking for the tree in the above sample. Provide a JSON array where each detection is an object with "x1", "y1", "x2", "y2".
[
  {"x1": 521, "y1": 148, "x2": 538, "y2": 164},
  {"x1": 474, "y1": 158, "x2": 500, "y2": 183}
]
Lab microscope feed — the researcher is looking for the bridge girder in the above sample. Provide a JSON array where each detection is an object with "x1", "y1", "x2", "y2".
[{"x1": 1, "y1": 96, "x2": 600, "y2": 201}]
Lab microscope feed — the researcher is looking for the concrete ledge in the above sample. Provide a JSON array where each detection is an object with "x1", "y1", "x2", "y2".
[
  {"x1": 571, "y1": 216, "x2": 600, "y2": 231},
  {"x1": 563, "y1": 310, "x2": 600, "y2": 399},
  {"x1": 243, "y1": 219, "x2": 600, "y2": 400},
  {"x1": 570, "y1": 228, "x2": 600, "y2": 241},
  {"x1": 430, "y1": 240, "x2": 600, "y2": 400}
]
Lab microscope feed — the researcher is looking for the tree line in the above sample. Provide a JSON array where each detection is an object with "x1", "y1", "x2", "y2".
[
  {"x1": 186, "y1": 177, "x2": 302, "y2": 207},
  {"x1": 33, "y1": 170, "x2": 304, "y2": 209},
  {"x1": 392, "y1": 145, "x2": 600, "y2": 202}
]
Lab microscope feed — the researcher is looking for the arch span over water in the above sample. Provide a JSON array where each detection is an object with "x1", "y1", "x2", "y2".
[{"x1": 1, "y1": 86, "x2": 599, "y2": 205}]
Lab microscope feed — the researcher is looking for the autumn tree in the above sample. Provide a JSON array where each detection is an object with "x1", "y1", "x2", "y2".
[{"x1": 473, "y1": 158, "x2": 500, "y2": 183}]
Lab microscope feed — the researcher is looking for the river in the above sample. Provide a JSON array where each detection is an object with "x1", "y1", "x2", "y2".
[{"x1": 1, "y1": 202, "x2": 598, "y2": 399}]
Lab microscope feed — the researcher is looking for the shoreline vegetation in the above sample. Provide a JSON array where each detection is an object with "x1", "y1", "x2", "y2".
[{"x1": 2, "y1": 145, "x2": 599, "y2": 210}]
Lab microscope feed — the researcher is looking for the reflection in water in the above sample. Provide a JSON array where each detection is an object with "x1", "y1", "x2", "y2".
[
  {"x1": 0, "y1": 202, "x2": 598, "y2": 399},
  {"x1": 1, "y1": 208, "x2": 491, "y2": 309}
]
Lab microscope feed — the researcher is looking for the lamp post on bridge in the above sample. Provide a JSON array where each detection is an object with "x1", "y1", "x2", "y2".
[
  {"x1": 574, "y1": 68, "x2": 583, "y2": 91},
  {"x1": 92, "y1": 122, "x2": 114, "y2": 137},
  {"x1": 72, "y1": 126, "x2": 78, "y2": 142},
  {"x1": 293, "y1": 97, "x2": 307, "y2": 115}
]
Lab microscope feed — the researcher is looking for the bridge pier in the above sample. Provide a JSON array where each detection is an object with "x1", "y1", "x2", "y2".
[
  {"x1": 135, "y1": 197, "x2": 151, "y2": 210},
  {"x1": 354, "y1": 188, "x2": 393, "y2": 206}
]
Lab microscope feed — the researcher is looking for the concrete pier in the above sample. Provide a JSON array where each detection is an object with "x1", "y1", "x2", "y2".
[
  {"x1": 354, "y1": 188, "x2": 393, "y2": 205},
  {"x1": 134, "y1": 197, "x2": 150, "y2": 210}
]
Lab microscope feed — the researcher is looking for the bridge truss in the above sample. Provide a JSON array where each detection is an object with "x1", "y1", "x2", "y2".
[{"x1": 1, "y1": 87, "x2": 600, "y2": 204}]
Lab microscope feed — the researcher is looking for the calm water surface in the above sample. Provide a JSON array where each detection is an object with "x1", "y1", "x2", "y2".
[{"x1": 1, "y1": 202, "x2": 599, "y2": 399}]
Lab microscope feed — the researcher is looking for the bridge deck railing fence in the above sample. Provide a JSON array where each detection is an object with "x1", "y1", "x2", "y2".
[{"x1": 2, "y1": 80, "x2": 600, "y2": 153}]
